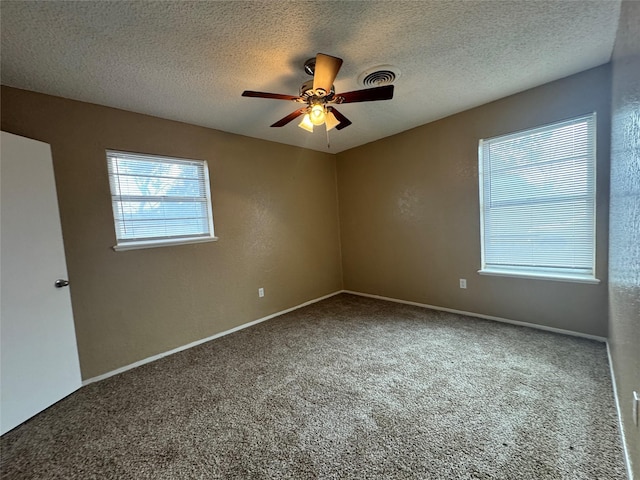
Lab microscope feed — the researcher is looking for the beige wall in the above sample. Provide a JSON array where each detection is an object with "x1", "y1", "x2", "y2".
[
  {"x1": 337, "y1": 65, "x2": 611, "y2": 337},
  {"x1": 609, "y1": 1, "x2": 640, "y2": 476},
  {"x1": 0, "y1": 62, "x2": 619, "y2": 380},
  {"x1": 1, "y1": 86, "x2": 343, "y2": 379}
]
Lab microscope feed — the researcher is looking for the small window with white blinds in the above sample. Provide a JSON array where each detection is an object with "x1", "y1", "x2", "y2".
[
  {"x1": 478, "y1": 113, "x2": 598, "y2": 283},
  {"x1": 106, "y1": 151, "x2": 216, "y2": 251}
]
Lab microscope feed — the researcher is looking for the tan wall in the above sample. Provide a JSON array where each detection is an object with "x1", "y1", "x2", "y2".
[
  {"x1": 337, "y1": 65, "x2": 611, "y2": 337},
  {"x1": 1, "y1": 86, "x2": 343, "y2": 380},
  {"x1": 609, "y1": 1, "x2": 640, "y2": 476},
  {"x1": 0, "y1": 63, "x2": 618, "y2": 379}
]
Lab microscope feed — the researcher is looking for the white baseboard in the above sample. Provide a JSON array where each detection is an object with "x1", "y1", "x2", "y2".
[
  {"x1": 84, "y1": 288, "x2": 606, "y2": 384},
  {"x1": 607, "y1": 343, "x2": 635, "y2": 480},
  {"x1": 82, "y1": 290, "x2": 343, "y2": 386},
  {"x1": 342, "y1": 290, "x2": 608, "y2": 342}
]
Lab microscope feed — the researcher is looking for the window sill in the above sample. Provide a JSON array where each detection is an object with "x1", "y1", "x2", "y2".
[
  {"x1": 478, "y1": 269, "x2": 600, "y2": 284},
  {"x1": 113, "y1": 236, "x2": 218, "y2": 252}
]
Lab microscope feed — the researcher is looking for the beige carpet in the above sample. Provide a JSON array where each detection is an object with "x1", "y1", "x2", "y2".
[{"x1": 1, "y1": 294, "x2": 626, "y2": 479}]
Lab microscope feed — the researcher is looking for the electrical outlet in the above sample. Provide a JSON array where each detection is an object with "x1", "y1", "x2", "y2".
[
  {"x1": 633, "y1": 391, "x2": 639, "y2": 427},
  {"x1": 258, "y1": 288, "x2": 264, "y2": 298},
  {"x1": 459, "y1": 279, "x2": 467, "y2": 289}
]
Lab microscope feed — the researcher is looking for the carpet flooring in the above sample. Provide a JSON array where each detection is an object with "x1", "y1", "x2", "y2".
[{"x1": 1, "y1": 293, "x2": 627, "y2": 479}]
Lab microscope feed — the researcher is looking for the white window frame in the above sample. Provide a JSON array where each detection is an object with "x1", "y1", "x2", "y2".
[
  {"x1": 478, "y1": 113, "x2": 598, "y2": 284},
  {"x1": 106, "y1": 150, "x2": 217, "y2": 251}
]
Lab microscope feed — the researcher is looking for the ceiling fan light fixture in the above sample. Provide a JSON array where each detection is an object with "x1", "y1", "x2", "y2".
[
  {"x1": 325, "y1": 111, "x2": 340, "y2": 131},
  {"x1": 298, "y1": 113, "x2": 314, "y2": 132},
  {"x1": 309, "y1": 104, "x2": 326, "y2": 126}
]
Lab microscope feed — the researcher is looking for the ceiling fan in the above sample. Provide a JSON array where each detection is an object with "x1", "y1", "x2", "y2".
[{"x1": 241, "y1": 53, "x2": 394, "y2": 133}]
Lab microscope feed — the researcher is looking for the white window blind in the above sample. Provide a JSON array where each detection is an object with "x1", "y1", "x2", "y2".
[
  {"x1": 107, "y1": 151, "x2": 215, "y2": 250},
  {"x1": 478, "y1": 113, "x2": 597, "y2": 281}
]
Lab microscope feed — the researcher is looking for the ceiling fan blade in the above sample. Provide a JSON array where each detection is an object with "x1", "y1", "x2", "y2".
[
  {"x1": 313, "y1": 53, "x2": 343, "y2": 95},
  {"x1": 242, "y1": 90, "x2": 301, "y2": 101},
  {"x1": 329, "y1": 107, "x2": 352, "y2": 130},
  {"x1": 335, "y1": 85, "x2": 394, "y2": 103},
  {"x1": 270, "y1": 108, "x2": 308, "y2": 127}
]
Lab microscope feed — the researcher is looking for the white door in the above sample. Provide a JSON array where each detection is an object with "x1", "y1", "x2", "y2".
[{"x1": 1, "y1": 131, "x2": 82, "y2": 435}]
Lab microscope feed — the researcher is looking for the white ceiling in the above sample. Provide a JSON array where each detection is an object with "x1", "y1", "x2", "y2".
[{"x1": 1, "y1": 1, "x2": 621, "y2": 153}]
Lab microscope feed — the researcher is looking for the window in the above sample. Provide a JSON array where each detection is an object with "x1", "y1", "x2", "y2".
[
  {"x1": 107, "y1": 150, "x2": 216, "y2": 251},
  {"x1": 478, "y1": 113, "x2": 597, "y2": 283}
]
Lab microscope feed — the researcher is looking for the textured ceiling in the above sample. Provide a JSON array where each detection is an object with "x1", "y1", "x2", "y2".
[{"x1": 0, "y1": 1, "x2": 621, "y2": 153}]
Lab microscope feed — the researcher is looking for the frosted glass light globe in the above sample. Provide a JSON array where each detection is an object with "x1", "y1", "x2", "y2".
[{"x1": 309, "y1": 104, "x2": 326, "y2": 126}]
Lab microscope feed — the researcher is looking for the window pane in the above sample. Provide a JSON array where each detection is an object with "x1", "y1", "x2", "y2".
[
  {"x1": 107, "y1": 151, "x2": 214, "y2": 245},
  {"x1": 479, "y1": 114, "x2": 596, "y2": 279}
]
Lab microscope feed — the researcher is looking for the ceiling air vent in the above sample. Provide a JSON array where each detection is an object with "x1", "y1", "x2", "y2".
[{"x1": 358, "y1": 65, "x2": 401, "y2": 87}]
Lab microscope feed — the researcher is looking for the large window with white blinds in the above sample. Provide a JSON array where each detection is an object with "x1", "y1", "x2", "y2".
[
  {"x1": 107, "y1": 151, "x2": 216, "y2": 251},
  {"x1": 478, "y1": 113, "x2": 598, "y2": 283}
]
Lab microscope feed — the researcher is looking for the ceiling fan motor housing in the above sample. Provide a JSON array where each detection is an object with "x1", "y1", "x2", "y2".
[{"x1": 299, "y1": 80, "x2": 335, "y2": 101}]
